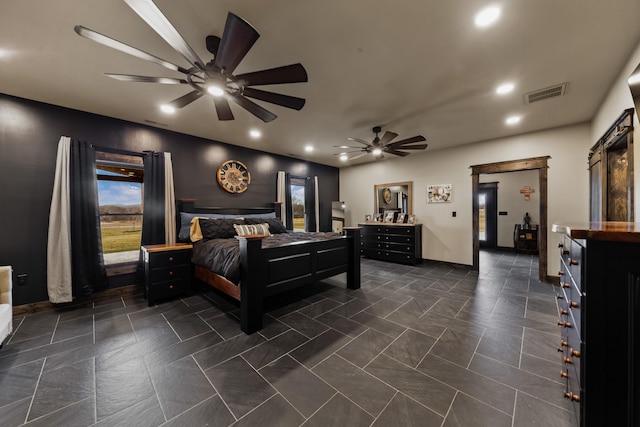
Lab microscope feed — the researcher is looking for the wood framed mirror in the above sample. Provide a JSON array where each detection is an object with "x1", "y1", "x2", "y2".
[{"x1": 374, "y1": 181, "x2": 413, "y2": 215}]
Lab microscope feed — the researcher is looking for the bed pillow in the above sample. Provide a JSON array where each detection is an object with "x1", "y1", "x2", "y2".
[
  {"x1": 199, "y1": 218, "x2": 245, "y2": 240},
  {"x1": 178, "y1": 212, "x2": 226, "y2": 242},
  {"x1": 233, "y1": 223, "x2": 271, "y2": 237},
  {"x1": 245, "y1": 217, "x2": 288, "y2": 234},
  {"x1": 241, "y1": 212, "x2": 277, "y2": 219}
]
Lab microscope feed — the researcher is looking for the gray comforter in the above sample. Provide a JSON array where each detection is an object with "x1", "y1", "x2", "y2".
[{"x1": 191, "y1": 232, "x2": 344, "y2": 284}]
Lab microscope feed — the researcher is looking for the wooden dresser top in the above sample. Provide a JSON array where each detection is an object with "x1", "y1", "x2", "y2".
[{"x1": 552, "y1": 222, "x2": 640, "y2": 243}]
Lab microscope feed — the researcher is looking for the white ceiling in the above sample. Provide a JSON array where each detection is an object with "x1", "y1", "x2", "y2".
[{"x1": 2, "y1": 0, "x2": 640, "y2": 167}]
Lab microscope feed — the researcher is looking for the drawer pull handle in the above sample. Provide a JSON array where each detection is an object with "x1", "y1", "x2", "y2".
[
  {"x1": 560, "y1": 371, "x2": 569, "y2": 378},
  {"x1": 563, "y1": 250, "x2": 570, "y2": 255},
  {"x1": 558, "y1": 271, "x2": 564, "y2": 276},
  {"x1": 558, "y1": 321, "x2": 572, "y2": 328},
  {"x1": 570, "y1": 349, "x2": 581, "y2": 358},
  {"x1": 169, "y1": 271, "x2": 173, "y2": 276},
  {"x1": 569, "y1": 258, "x2": 579, "y2": 266},
  {"x1": 558, "y1": 243, "x2": 564, "y2": 248},
  {"x1": 556, "y1": 294, "x2": 564, "y2": 300},
  {"x1": 169, "y1": 285, "x2": 174, "y2": 289},
  {"x1": 561, "y1": 282, "x2": 571, "y2": 288},
  {"x1": 563, "y1": 357, "x2": 574, "y2": 364},
  {"x1": 564, "y1": 392, "x2": 580, "y2": 402},
  {"x1": 169, "y1": 257, "x2": 174, "y2": 262},
  {"x1": 569, "y1": 301, "x2": 579, "y2": 308},
  {"x1": 559, "y1": 309, "x2": 568, "y2": 316},
  {"x1": 560, "y1": 340, "x2": 569, "y2": 347}
]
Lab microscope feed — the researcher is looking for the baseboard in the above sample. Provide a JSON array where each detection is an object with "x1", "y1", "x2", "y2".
[
  {"x1": 13, "y1": 284, "x2": 141, "y2": 317},
  {"x1": 545, "y1": 275, "x2": 560, "y2": 286}
]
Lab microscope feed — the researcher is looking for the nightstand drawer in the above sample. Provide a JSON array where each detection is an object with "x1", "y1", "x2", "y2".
[
  {"x1": 148, "y1": 250, "x2": 190, "y2": 266},
  {"x1": 150, "y1": 264, "x2": 191, "y2": 283},
  {"x1": 149, "y1": 278, "x2": 189, "y2": 300}
]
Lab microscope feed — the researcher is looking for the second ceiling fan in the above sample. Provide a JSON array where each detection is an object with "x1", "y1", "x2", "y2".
[
  {"x1": 75, "y1": 0, "x2": 308, "y2": 123},
  {"x1": 336, "y1": 126, "x2": 428, "y2": 160}
]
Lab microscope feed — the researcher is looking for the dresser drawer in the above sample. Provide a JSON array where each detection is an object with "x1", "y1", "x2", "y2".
[
  {"x1": 150, "y1": 264, "x2": 191, "y2": 284},
  {"x1": 383, "y1": 234, "x2": 415, "y2": 244},
  {"x1": 384, "y1": 226, "x2": 414, "y2": 235},
  {"x1": 149, "y1": 278, "x2": 189, "y2": 300},
  {"x1": 361, "y1": 240, "x2": 383, "y2": 250},
  {"x1": 385, "y1": 243, "x2": 414, "y2": 254},
  {"x1": 384, "y1": 250, "x2": 416, "y2": 263},
  {"x1": 148, "y1": 250, "x2": 191, "y2": 266}
]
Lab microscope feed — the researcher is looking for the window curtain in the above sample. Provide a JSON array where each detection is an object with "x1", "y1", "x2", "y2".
[
  {"x1": 137, "y1": 151, "x2": 176, "y2": 278},
  {"x1": 276, "y1": 171, "x2": 287, "y2": 227},
  {"x1": 284, "y1": 173, "x2": 293, "y2": 230},
  {"x1": 304, "y1": 176, "x2": 320, "y2": 232},
  {"x1": 47, "y1": 137, "x2": 107, "y2": 303}
]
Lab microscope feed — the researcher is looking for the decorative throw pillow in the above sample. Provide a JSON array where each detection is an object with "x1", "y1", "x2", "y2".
[
  {"x1": 245, "y1": 218, "x2": 287, "y2": 234},
  {"x1": 178, "y1": 212, "x2": 225, "y2": 241},
  {"x1": 233, "y1": 223, "x2": 271, "y2": 236},
  {"x1": 199, "y1": 218, "x2": 245, "y2": 240}
]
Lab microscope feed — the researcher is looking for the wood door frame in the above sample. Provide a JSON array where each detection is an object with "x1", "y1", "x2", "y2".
[{"x1": 471, "y1": 156, "x2": 550, "y2": 283}]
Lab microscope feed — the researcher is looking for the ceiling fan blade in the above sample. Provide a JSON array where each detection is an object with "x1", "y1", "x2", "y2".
[
  {"x1": 332, "y1": 145, "x2": 365, "y2": 149},
  {"x1": 379, "y1": 131, "x2": 399, "y2": 146},
  {"x1": 213, "y1": 96, "x2": 234, "y2": 121},
  {"x1": 214, "y1": 12, "x2": 260, "y2": 75},
  {"x1": 167, "y1": 90, "x2": 204, "y2": 109},
  {"x1": 384, "y1": 148, "x2": 410, "y2": 157},
  {"x1": 242, "y1": 88, "x2": 305, "y2": 110},
  {"x1": 105, "y1": 74, "x2": 187, "y2": 84},
  {"x1": 347, "y1": 137, "x2": 372, "y2": 146},
  {"x1": 74, "y1": 26, "x2": 190, "y2": 74},
  {"x1": 123, "y1": 0, "x2": 206, "y2": 71},
  {"x1": 236, "y1": 63, "x2": 308, "y2": 86},
  {"x1": 228, "y1": 95, "x2": 277, "y2": 122},
  {"x1": 206, "y1": 35, "x2": 221, "y2": 56},
  {"x1": 387, "y1": 135, "x2": 426, "y2": 146},
  {"x1": 387, "y1": 143, "x2": 428, "y2": 150},
  {"x1": 349, "y1": 152, "x2": 369, "y2": 160}
]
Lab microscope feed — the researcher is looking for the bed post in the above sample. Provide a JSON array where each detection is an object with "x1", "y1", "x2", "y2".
[
  {"x1": 236, "y1": 235, "x2": 268, "y2": 334},
  {"x1": 344, "y1": 227, "x2": 361, "y2": 290}
]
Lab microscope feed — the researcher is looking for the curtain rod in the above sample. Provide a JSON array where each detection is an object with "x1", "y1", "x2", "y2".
[{"x1": 93, "y1": 145, "x2": 148, "y2": 157}]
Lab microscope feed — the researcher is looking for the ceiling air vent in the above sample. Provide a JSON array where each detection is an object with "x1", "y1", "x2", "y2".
[{"x1": 524, "y1": 83, "x2": 568, "y2": 104}]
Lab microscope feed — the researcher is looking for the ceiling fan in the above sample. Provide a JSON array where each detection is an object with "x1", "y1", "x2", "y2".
[
  {"x1": 335, "y1": 126, "x2": 428, "y2": 160},
  {"x1": 74, "y1": 0, "x2": 307, "y2": 123}
]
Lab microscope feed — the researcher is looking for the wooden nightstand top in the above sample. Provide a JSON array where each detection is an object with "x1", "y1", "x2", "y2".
[{"x1": 142, "y1": 243, "x2": 193, "y2": 253}]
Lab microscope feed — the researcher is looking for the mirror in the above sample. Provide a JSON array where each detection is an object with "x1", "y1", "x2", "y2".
[{"x1": 374, "y1": 181, "x2": 413, "y2": 215}]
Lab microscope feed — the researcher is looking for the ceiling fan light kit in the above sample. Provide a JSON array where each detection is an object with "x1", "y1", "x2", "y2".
[
  {"x1": 75, "y1": 0, "x2": 308, "y2": 123},
  {"x1": 335, "y1": 126, "x2": 428, "y2": 161}
]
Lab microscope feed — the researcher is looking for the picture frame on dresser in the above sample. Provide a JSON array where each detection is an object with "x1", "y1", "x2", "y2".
[
  {"x1": 383, "y1": 210, "x2": 395, "y2": 223},
  {"x1": 396, "y1": 213, "x2": 406, "y2": 223},
  {"x1": 407, "y1": 214, "x2": 416, "y2": 224}
]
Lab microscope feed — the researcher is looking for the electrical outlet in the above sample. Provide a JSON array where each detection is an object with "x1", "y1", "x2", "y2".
[
  {"x1": 452, "y1": 211, "x2": 456, "y2": 217},
  {"x1": 17, "y1": 274, "x2": 27, "y2": 286}
]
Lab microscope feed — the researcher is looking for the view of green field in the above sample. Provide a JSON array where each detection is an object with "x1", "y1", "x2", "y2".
[
  {"x1": 100, "y1": 221, "x2": 142, "y2": 254},
  {"x1": 293, "y1": 216, "x2": 305, "y2": 230}
]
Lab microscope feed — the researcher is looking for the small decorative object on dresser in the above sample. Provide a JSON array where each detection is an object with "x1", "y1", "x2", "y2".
[
  {"x1": 365, "y1": 214, "x2": 372, "y2": 222},
  {"x1": 407, "y1": 214, "x2": 416, "y2": 224},
  {"x1": 373, "y1": 213, "x2": 382, "y2": 222},
  {"x1": 142, "y1": 243, "x2": 193, "y2": 306},
  {"x1": 396, "y1": 213, "x2": 406, "y2": 223}
]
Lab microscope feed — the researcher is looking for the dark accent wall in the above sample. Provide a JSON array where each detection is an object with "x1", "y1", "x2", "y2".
[{"x1": 0, "y1": 93, "x2": 339, "y2": 305}]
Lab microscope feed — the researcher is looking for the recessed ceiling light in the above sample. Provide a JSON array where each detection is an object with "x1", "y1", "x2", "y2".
[
  {"x1": 505, "y1": 115, "x2": 521, "y2": 125},
  {"x1": 160, "y1": 104, "x2": 175, "y2": 114},
  {"x1": 629, "y1": 73, "x2": 640, "y2": 85},
  {"x1": 305, "y1": 145, "x2": 314, "y2": 152},
  {"x1": 496, "y1": 82, "x2": 514, "y2": 95},
  {"x1": 339, "y1": 153, "x2": 348, "y2": 161},
  {"x1": 249, "y1": 129, "x2": 261, "y2": 139},
  {"x1": 0, "y1": 48, "x2": 12, "y2": 60},
  {"x1": 475, "y1": 5, "x2": 501, "y2": 28}
]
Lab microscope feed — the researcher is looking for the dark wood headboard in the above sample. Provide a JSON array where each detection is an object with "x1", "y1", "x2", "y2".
[{"x1": 176, "y1": 199, "x2": 276, "y2": 216}]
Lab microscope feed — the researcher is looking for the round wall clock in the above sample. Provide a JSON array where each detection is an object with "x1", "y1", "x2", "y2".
[{"x1": 217, "y1": 160, "x2": 251, "y2": 193}]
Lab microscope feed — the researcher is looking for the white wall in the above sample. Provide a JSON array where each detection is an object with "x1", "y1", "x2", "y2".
[
  {"x1": 480, "y1": 170, "x2": 540, "y2": 248},
  {"x1": 592, "y1": 39, "x2": 640, "y2": 215},
  {"x1": 340, "y1": 122, "x2": 591, "y2": 277}
]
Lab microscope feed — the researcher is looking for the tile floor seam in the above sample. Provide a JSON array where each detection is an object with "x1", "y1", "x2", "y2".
[
  {"x1": 466, "y1": 329, "x2": 487, "y2": 370},
  {"x1": 143, "y1": 355, "x2": 169, "y2": 424},
  {"x1": 23, "y1": 356, "x2": 46, "y2": 424},
  {"x1": 49, "y1": 315, "x2": 60, "y2": 345},
  {"x1": 192, "y1": 355, "x2": 238, "y2": 423}
]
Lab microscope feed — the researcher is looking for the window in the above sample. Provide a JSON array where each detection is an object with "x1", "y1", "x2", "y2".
[
  {"x1": 478, "y1": 193, "x2": 487, "y2": 241},
  {"x1": 290, "y1": 177, "x2": 306, "y2": 231},
  {"x1": 95, "y1": 151, "x2": 144, "y2": 265}
]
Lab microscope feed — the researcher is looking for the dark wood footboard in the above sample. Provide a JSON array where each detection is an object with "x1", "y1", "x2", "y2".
[{"x1": 237, "y1": 228, "x2": 360, "y2": 334}]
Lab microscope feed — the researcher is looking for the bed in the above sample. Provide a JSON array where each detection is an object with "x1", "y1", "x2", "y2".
[{"x1": 177, "y1": 200, "x2": 361, "y2": 334}]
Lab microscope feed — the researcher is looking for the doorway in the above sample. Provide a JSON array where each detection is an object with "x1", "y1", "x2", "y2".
[
  {"x1": 478, "y1": 183, "x2": 498, "y2": 249},
  {"x1": 290, "y1": 177, "x2": 306, "y2": 231},
  {"x1": 471, "y1": 156, "x2": 550, "y2": 283}
]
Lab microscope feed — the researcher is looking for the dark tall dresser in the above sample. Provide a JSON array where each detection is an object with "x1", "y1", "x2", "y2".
[{"x1": 552, "y1": 222, "x2": 640, "y2": 426}]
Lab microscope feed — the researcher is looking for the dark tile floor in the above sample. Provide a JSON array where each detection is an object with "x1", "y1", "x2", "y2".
[{"x1": 0, "y1": 250, "x2": 577, "y2": 426}]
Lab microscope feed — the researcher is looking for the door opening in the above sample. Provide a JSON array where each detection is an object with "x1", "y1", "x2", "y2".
[{"x1": 478, "y1": 183, "x2": 498, "y2": 249}]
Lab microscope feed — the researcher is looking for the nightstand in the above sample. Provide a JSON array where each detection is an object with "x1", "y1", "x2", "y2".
[{"x1": 142, "y1": 243, "x2": 193, "y2": 306}]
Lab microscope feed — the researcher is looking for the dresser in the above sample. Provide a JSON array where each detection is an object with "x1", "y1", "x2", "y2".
[
  {"x1": 553, "y1": 222, "x2": 640, "y2": 426},
  {"x1": 142, "y1": 243, "x2": 193, "y2": 306},
  {"x1": 358, "y1": 223, "x2": 422, "y2": 265}
]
